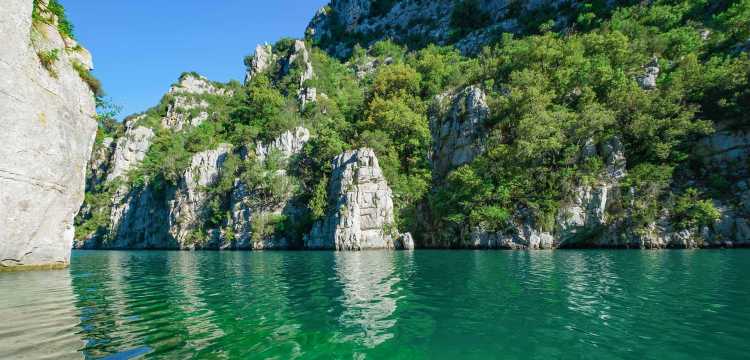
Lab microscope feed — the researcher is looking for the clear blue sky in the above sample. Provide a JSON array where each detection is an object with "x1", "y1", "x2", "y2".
[{"x1": 62, "y1": 0, "x2": 329, "y2": 119}]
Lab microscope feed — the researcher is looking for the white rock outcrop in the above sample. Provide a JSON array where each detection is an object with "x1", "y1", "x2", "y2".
[
  {"x1": 395, "y1": 233, "x2": 415, "y2": 250},
  {"x1": 162, "y1": 96, "x2": 210, "y2": 132},
  {"x1": 305, "y1": 148, "x2": 399, "y2": 250},
  {"x1": 636, "y1": 57, "x2": 660, "y2": 90},
  {"x1": 245, "y1": 44, "x2": 274, "y2": 84},
  {"x1": 283, "y1": 40, "x2": 315, "y2": 87},
  {"x1": 0, "y1": 0, "x2": 98, "y2": 269},
  {"x1": 430, "y1": 86, "x2": 490, "y2": 179},
  {"x1": 162, "y1": 74, "x2": 227, "y2": 131},
  {"x1": 255, "y1": 127, "x2": 311, "y2": 161},
  {"x1": 469, "y1": 224, "x2": 555, "y2": 250},
  {"x1": 168, "y1": 73, "x2": 227, "y2": 96},
  {"x1": 168, "y1": 144, "x2": 232, "y2": 247},
  {"x1": 106, "y1": 120, "x2": 155, "y2": 181},
  {"x1": 354, "y1": 56, "x2": 394, "y2": 79},
  {"x1": 557, "y1": 137, "x2": 627, "y2": 245},
  {"x1": 297, "y1": 87, "x2": 318, "y2": 108}
]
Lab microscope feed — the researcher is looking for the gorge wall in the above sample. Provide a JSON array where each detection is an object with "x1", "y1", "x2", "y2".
[
  {"x1": 76, "y1": 0, "x2": 750, "y2": 251},
  {"x1": 307, "y1": 0, "x2": 595, "y2": 57},
  {"x1": 0, "y1": 0, "x2": 98, "y2": 269},
  {"x1": 76, "y1": 44, "x2": 411, "y2": 251}
]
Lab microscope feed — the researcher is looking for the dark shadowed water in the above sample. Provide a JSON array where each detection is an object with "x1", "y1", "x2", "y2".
[{"x1": 1, "y1": 250, "x2": 749, "y2": 359}]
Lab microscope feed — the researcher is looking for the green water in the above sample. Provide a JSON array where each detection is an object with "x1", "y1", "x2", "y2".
[{"x1": 1, "y1": 250, "x2": 749, "y2": 359}]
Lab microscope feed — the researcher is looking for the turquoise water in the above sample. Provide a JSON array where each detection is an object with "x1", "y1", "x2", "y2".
[{"x1": 1, "y1": 250, "x2": 749, "y2": 359}]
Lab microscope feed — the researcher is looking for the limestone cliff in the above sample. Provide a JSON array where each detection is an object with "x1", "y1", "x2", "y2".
[
  {"x1": 168, "y1": 144, "x2": 233, "y2": 248},
  {"x1": 75, "y1": 66, "x2": 326, "y2": 250},
  {"x1": 307, "y1": 0, "x2": 584, "y2": 57},
  {"x1": 426, "y1": 86, "x2": 750, "y2": 249},
  {"x1": 70, "y1": 0, "x2": 750, "y2": 252},
  {"x1": 162, "y1": 74, "x2": 229, "y2": 132},
  {"x1": 0, "y1": 0, "x2": 97, "y2": 269},
  {"x1": 228, "y1": 128, "x2": 311, "y2": 250},
  {"x1": 305, "y1": 148, "x2": 403, "y2": 250},
  {"x1": 430, "y1": 85, "x2": 489, "y2": 180},
  {"x1": 106, "y1": 119, "x2": 155, "y2": 181}
]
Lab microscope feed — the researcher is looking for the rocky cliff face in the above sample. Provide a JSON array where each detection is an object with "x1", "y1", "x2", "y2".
[
  {"x1": 555, "y1": 138, "x2": 627, "y2": 247},
  {"x1": 0, "y1": 0, "x2": 97, "y2": 269},
  {"x1": 105, "y1": 183, "x2": 173, "y2": 249},
  {"x1": 427, "y1": 87, "x2": 750, "y2": 249},
  {"x1": 169, "y1": 144, "x2": 232, "y2": 248},
  {"x1": 68, "y1": 0, "x2": 750, "y2": 252},
  {"x1": 305, "y1": 148, "x2": 402, "y2": 250},
  {"x1": 227, "y1": 127, "x2": 311, "y2": 250},
  {"x1": 86, "y1": 137, "x2": 115, "y2": 192},
  {"x1": 256, "y1": 127, "x2": 311, "y2": 161},
  {"x1": 162, "y1": 74, "x2": 228, "y2": 131},
  {"x1": 83, "y1": 143, "x2": 235, "y2": 250},
  {"x1": 106, "y1": 119, "x2": 155, "y2": 181},
  {"x1": 307, "y1": 0, "x2": 582, "y2": 57},
  {"x1": 430, "y1": 85, "x2": 489, "y2": 180},
  {"x1": 245, "y1": 44, "x2": 274, "y2": 84}
]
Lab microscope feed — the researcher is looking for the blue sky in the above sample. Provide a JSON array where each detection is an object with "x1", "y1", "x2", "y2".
[{"x1": 62, "y1": 0, "x2": 329, "y2": 119}]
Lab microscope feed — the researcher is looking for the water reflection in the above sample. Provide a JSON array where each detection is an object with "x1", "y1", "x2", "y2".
[
  {"x1": 0, "y1": 270, "x2": 84, "y2": 359},
  {"x1": 333, "y1": 251, "x2": 399, "y2": 349},
  {"x1": 170, "y1": 252, "x2": 225, "y2": 356},
  {"x1": 1, "y1": 250, "x2": 748, "y2": 359}
]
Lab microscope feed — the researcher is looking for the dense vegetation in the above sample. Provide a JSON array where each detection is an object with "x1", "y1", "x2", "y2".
[
  {"x1": 429, "y1": 0, "x2": 749, "y2": 242},
  {"x1": 80, "y1": 0, "x2": 750, "y2": 246}
]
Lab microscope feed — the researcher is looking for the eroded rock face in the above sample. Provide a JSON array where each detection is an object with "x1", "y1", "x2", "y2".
[
  {"x1": 0, "y1": 0, "x2": 97, "y2": 269},
  {"x1": 229, "y1": 129, "x2": 311, "y2": 250},
  {"x1": 469, "y1": 224, "x2": 554, "y2": 250},
  {"x1": 168, "y1": 144, "x2": 232, "y2": 247},
  {"x1": 308, "y1": 0, "x2": 582, "y2": 56},
  {"x1": 162, "y1": 74, "x2": 228, "y2": 131},
  {"x1": 107, "y1": 120, "x2": 155, "y2": 181},
  {"x1": 297, "y1": 87, "x2": 318, "y2": 108},
  {"x1": 305, "y1": 148, "x2": 398, "y2": 250},
  {"x1": 704, "y1": 205, "x2": 750, "y2": 247},
  {"x1": 106, "y1": 184, "x2": 173, "y2": 249},
  {"x1": 256, "y1": 127, "x2": 311, "y2": 161},
  {"x1": 556, "y1": 137, "x2": 627, "y2": 246},
  {"x1": 162, "y1": 97, "x2": 210, "y2": 132},
  {"x1": 430, "y1": 86, "x2": 489, "y2": 179},
  {"x1": 699, "y1": 130, "x2": 750, "y2": 166},
  {"x1": 354, "y1": 56, "x2": 393, "y2": 79},
  {"x1": 77, "y1": 118, "x2": 157, "y2": 249},
  {"x1": 283, "y1": 40, "x2": 315, "y2": 86},
  {"x1": 169, "y1": 74, "x2": 227, "y2": 96},
  {"x1": 245, "y1": 44, "x2": 274, "y2": 84},
  {"x1": 99, "y1": 145, "x2": 233, "y2": 250},
  {"x1": 86, "y1": 137, "x2": 115, "y2": 192},
  {"x1": 395, "y1": 233, "x2": 415, "y2": 250}
]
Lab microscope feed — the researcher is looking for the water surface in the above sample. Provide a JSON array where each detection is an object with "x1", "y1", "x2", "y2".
[{"x1": 1, "y1": 250, "x2": 749, "y2": 359}]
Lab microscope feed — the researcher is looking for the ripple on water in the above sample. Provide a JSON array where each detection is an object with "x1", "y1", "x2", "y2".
[{"x1": 1, "y1": 250, "x2": 750, "y2": 359}]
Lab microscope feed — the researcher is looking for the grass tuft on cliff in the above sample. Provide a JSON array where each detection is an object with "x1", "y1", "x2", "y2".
[
  {"x1": 72, "y1": 61, "x2": 104, "y2": 97},
  {"x1": 36, "y1": 49, "x2": 59, "y2": 77}
]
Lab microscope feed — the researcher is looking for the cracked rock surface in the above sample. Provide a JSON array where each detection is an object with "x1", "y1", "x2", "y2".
[{"x1": 0, "y1": 0, "x2": 97, "y2": 269}]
